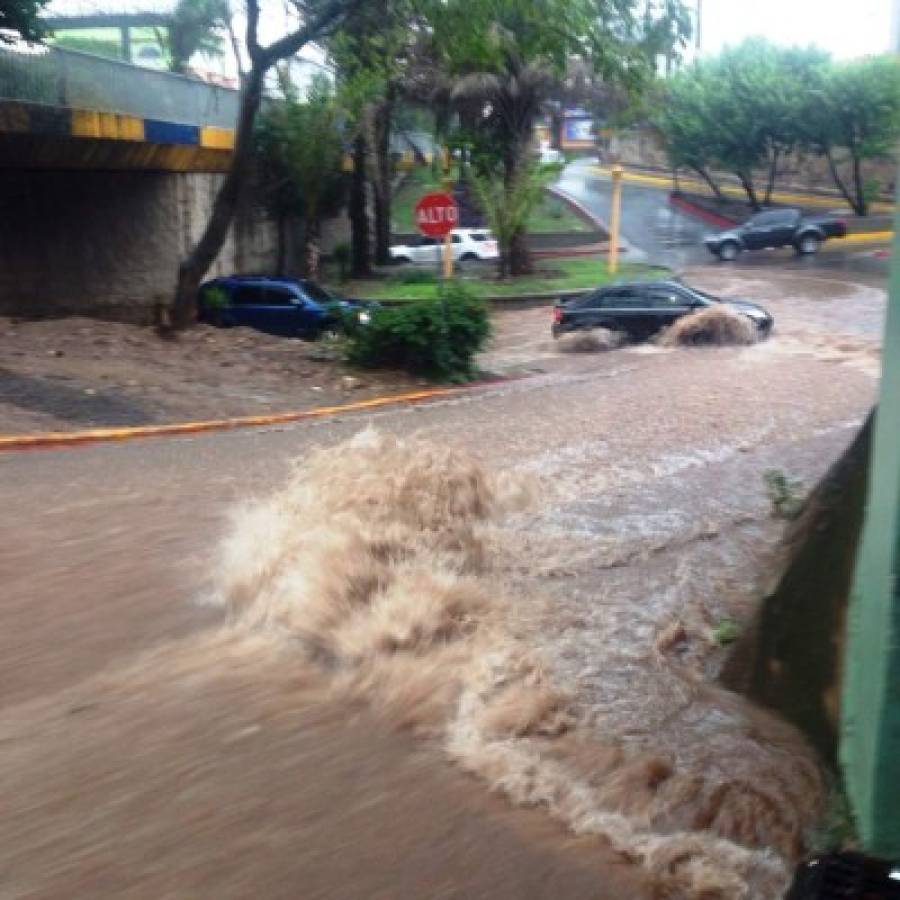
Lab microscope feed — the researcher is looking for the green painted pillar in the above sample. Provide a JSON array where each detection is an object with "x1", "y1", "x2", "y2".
[{"x1": 840, "y1": 188, "x2": 900, "y2": 858}]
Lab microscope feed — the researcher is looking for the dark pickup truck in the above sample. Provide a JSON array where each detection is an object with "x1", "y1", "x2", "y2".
[{"x1": 704, "y1": 208, "x2": 847, "y2": 260}]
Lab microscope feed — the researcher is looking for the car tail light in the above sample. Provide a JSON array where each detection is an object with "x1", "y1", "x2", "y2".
[{"x1": 553, "y1": 307, "x2": 563, "y2": 323}]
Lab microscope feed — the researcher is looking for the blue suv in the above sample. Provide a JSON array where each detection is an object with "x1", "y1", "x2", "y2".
[{"x1": 198, "y1": 276, "x2": 374, "y2": 338}]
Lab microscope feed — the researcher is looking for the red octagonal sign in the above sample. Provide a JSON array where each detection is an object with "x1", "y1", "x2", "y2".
[{"x1": 415, "y1": 191, "x2": 459, "y2": 238}]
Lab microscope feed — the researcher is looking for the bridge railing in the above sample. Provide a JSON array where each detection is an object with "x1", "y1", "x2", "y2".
[{"x1": 0, "y1": 42, "x2": 239, "y2": 128}]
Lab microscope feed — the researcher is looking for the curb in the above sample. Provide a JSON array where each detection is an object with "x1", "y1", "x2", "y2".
[
  {"x1": 548, "y1": 184, "x2": 610, "y2": 234},
  {"x1": 668, "y1": 193, "x2": 737, "y2": 228},
  {"x1": 0, "y1": 385, "x2": 482, "y2": 453},
  {"x1": 835, "y1": 231, "x2": 894, "y2": 245}
]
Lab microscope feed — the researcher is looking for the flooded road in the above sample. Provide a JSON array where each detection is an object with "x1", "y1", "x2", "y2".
[{"x1": 0, "y1": 269, "x2": 883, "y2": 897}]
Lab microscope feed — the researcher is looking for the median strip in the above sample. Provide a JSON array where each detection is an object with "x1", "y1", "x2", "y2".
[{"x1": 0, "y1": 385, "x2": 472, "y2": 452}]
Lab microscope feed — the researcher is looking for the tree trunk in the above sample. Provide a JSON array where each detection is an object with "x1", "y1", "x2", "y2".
[
  {"x1": 508, "y1": 231, "x2": 532, "y2": 276},
  {"x1": 504, "y1": 145, "x2": 532, "y2": 277},
  {"x1": 765, "y1": 147, "x2": 780, "y2": 206},
  {"x1": 276, "y1": 211, "x2": 287, "y2": 276},
  {"x1": 691, "y1": 165, "x2": 724, "y2": 202},
  {"x1": 736, "y1": 170, "x2": 760, "y2": 211},
  {"x1": 825, "y1": 149, "x2": 864, "y2": 217},
  {"x1": 851, "y1": 151, "x2": 868, "y2": 217},
  {"x1": 171, "y1": 69, "x2": 263, "y2": 329},
  {"x1": 349, "y1": 132, "x2": 371, "y2": 278},
  {"x1": 303, "y1": 217, "x2": 321, "y2": 279},
  {"x1": 549, "y1": 106, "x2": 563, "y2": 151},
  {"x1": 372, "y1": 85, "x2": 395, "y2": 266}
]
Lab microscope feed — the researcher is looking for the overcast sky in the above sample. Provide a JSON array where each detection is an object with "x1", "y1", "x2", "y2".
[{"x1": 700, "y1": 0, "x2": 894, "y2": 58}]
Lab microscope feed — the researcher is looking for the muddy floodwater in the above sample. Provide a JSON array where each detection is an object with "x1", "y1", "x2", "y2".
[{"x1": 0, "y1": 270, "x2": 883, "y2": 898}]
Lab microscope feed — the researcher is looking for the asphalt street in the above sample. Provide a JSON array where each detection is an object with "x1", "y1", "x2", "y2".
[
  {"x1": 0, "y1": 163, "x2": 890, "y2": 898},
  {"x1": 556, "y1": 158, "x2": 892, "y2": 282}
]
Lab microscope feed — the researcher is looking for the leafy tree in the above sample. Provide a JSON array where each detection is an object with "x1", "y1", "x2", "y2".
[
  {"x1": 255, "y1": 76, "x2": 345, "y2": 277},
  {"x1": 330, "y1": 1, "x2": 427, "y2": 271},
  {"x1": 656, "y1": 64, "x2": 724, "y2": 201},
  {"x1": 799, "y1": 55, "x2": 900, "y2": 216},
  {"x1": 170, "y1": 0, "x2": 359, "y2": 330},
  {"x1": 0, "y1": 0, "x2": 46, "y2": 43},
  {"x1": 431, "y1": 0, "x2": 691, "y2": 274},
  {"x1": 657, "y1": 41, "x2": 830, "y2": 210}
]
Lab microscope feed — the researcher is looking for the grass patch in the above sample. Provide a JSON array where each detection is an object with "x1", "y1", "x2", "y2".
[
  {"x1": 336, "y1": 259, "x2": 668, "y2": 302},
  {"x1": 391, "y1": 167, "x2": 590, "y2": 234}
]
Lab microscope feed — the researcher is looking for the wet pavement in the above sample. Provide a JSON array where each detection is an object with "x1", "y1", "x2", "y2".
[
  {"x1": 0, "y1": 184, "x2": 889, "y2": 897},
  {"x1": 556, "y1": 159, "x2": 892, "y2": 283}
]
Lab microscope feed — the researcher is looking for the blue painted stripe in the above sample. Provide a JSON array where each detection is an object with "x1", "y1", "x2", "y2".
[{"x1": 144, "y1": 119, "x2": 199, "y2": 146}]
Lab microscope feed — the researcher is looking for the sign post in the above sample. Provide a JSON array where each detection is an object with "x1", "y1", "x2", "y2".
[
  {"x1": 609, "y1": 164, "x2": 624, "y2": 276},
  {"x1": 415, "y1": 191, "x2": 458, "y2": 280}
]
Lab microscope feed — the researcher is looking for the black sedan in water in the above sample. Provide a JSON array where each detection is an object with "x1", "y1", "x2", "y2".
[{"x1": 551, "y1": 280, "x2": 773, "y2": 341}]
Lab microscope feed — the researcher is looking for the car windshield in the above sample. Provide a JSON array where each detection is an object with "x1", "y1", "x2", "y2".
[{"x1": 300, "y1": 281, "x2": 336, "y2": 303}]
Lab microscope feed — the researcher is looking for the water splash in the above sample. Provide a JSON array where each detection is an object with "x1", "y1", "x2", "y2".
[{"x1": 213, "y1": 428, "x2": 824, "y2": 897}]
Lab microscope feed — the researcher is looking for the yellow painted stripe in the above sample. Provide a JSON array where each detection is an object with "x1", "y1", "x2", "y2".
[
  {"x1": 591, "y1": 165, "x2": 894, "y2": 214},
  {"x1": 117, "y1": 115, "x2": 145, "y2": 141},
  {"x1": 0, "y1": 385, "x2": 479, "y2": 452},
  {"x1": 199, "y1": 125, "x2": 235, "y2": 150},
  {"x1": 98, "y1": 112, "x2": 119, "y2": 139},
  {"x1": 71, "y1": 109, "x2": 101, "y2": 138},
  {"x1": 70, "y1": 109, "x2": 145, "y2": 141}
]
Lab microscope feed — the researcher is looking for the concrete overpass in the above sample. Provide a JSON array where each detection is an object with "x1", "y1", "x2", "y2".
[
  {"x1": 0, "y1": 42, "x2": 282, "y2": 322},
  {"x1": 0, "y1": 41, "x2": 238, "y2": 171}
]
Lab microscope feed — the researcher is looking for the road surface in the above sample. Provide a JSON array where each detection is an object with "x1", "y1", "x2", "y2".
[
  {"x1": 557, "y1": 158, "x2": 892, "y2": 280},
  {"x1": 0, "y1": 202, "x2": 888, "y2": 896}
]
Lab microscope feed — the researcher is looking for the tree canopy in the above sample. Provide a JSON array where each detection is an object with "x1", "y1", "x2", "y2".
[
  {"x1": 656, "y1": 39, "x2": 899, "y2": 214},
  {"x1": 1, "y1": 0, "x2": 47, "y2": 43}
]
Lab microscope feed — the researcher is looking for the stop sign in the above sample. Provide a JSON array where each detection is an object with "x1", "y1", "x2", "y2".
[{"x1": 415, "y1": 192, "x2": 459, "y2": 238}]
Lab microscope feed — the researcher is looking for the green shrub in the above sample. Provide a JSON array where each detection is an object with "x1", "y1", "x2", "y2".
[{"x1": 346, "y1": 281, "x2": 490, "y2": 380}]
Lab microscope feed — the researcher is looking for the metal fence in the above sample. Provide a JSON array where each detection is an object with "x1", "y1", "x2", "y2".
[{"x1": 0, "y1": 43, "x2": 239, "y2": 128}]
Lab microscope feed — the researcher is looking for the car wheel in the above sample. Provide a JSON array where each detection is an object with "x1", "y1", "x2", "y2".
[
  {"x1": 718, "y1": 241, "x2": 739, "y2": 262},
  {"x1": 797, "y1": 234, "x2": 821, "y2": 255},
  {"x1": 460, "y1": 252, "x2": 478, "y2": 262},
  {"x1": 393, "y1": 255, "x2": 411, "y2": 264}
]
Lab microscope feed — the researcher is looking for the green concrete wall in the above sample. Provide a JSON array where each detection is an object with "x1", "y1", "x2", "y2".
[{"x1": 840, "y1": 211, "x2": 900, "y2": 858}]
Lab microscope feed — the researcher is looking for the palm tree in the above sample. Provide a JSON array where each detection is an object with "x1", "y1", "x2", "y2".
[{"x1": 451, "y1": 52, "x2": 553, "y2": 275}]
